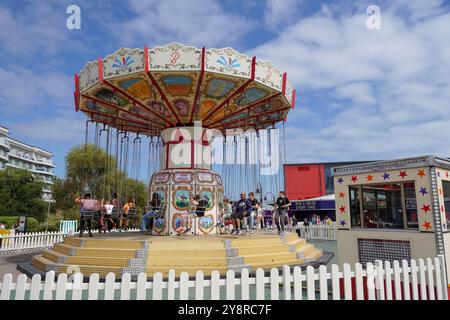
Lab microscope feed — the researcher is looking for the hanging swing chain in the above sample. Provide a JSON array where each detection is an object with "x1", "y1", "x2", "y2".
[
  {"x1": 98, "y1": 124, "x2": 108, "y2": 200},
  {"x1": 82, "y1": 118, "x2": 94, "y2": 194}
]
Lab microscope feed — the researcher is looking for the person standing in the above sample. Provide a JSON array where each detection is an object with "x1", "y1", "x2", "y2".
[
  {"x1": 102, "y1": 200, "x2": 116, "y2": 233},
  {"x1": 121, "y1": 198, "x2": 135, "y2": 231},
  {"x1": 247, "y1": 192, "x2": 260, "y2": 234},
  {"x1": 75, "y1": 193, "x2": 96, "y2": 237},
  {"x1": 231, "y1": 192, "x2": 252, "y2": 235},
  {"x1": 274, "y1": 191, "x2": 291, "y2": 236}
]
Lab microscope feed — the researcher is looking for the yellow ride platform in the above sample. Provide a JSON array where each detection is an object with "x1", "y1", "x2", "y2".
[{"x1": 30, "y1": 231, "x2": 325, "y2": 278}]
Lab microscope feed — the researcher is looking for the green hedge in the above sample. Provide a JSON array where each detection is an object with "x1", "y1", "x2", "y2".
[{"x1": 0, "y1": 216, "x2": 39, "y2": 232}]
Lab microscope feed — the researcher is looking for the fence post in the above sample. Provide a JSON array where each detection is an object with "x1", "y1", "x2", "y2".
[
  {"x1": 374, "y1": 260, "x2": 385, "y2": 300},
  {"x1": 241, "y1": 268, "x2": 250, "y2": 300},
  {"x1": 401, "y1": 260, "x2": 411, "y2": 300},
  {"x1": 343, "y1": 263, "x2": 352, "y2": 300},
  {"x1": 293, "y1": 266, "x2": 303, "y2": 300},
  {"x1": 153, "y1": 272, "x2": 164, "y2": 300},
  {"x1": 226, "y1": 270, "x2": 235, "y2": 300},
  {"x1": 306, "y1": 266, "x2": 315, "y2": 300},
  {"x1": 210, "y1": 270, "x2": 221, "y2": 300},
  {"x1": 434, "y1": 257, "x2": 443, "y2": 300},
  {"x1": 354, "y1": 263, "x2": 364, "y2": 300},
  {"x1": 282, "y1": 265, "x2": 291, "y2": 300},
  {"x1": 418, "y1": 258, "x2": 427, "y2": 300},
  {"x1": 409, "y1": 259, "x2": 419, "y2": 300},
  {"x1": 319, "y1": 265, "x2": 328, "y2": 300},
  {"x1": 331, "y1": 264, "x2": 340, "y2": 300},
  {"x1": 43, "y1": 270, "x2": 55, "y2": 300},
  {"x1": 195, "y1": 271, "x2": 204, "y2": 300},
  {"x1": 136, "y1": 272, "x2": 147, "y2": 300},
  {"x1": 104, "y1": 273, "x2": 116, "y2": 300},
  {"x1": 167, "y1": 270, "x2": 176, "y2": 300},
  {"x1": 55, "y1": 273, "x2": 68, "y2": 300},
  {"x1": 15, "y1": 274, "x2": 27, "y2": 300},
  {"x1": 88, "y1": 273, "x2": 100, "y2": 300},
  {"x1": 393, "y1": 260, "x2": 402, "y2": 300},
  {"x1": 0, "y1": 273, "x2": 13, "y2": 300},
  {"x1": 255, "y1": 268, "x2": 265, "y2": 300},
  {"x1": 30, "y1": 274, "x2": 42, "y2": 300},
  {"x1": 366, "y1": 263, "x2": 375, "y2": 300},
  {"x1": 270, "y1": 268, "x2": 279, "y2": 300},
  {"x1": 179, "y1": 272, "x2": 189, "y2": 300},
  {"x1": 438, "y1": 254, "x2": 448, "y2": 300},
  {"x1": 426, "y1": 258, "x2": 435, "y2": 300},
  {"x1": 120, "y1": 273, "x2": 132, "y2": 300}
]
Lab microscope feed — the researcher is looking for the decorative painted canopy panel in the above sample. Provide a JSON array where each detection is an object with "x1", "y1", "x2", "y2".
[{"x1": 75, "y1": 43, "x2": 296, "y2": 136}]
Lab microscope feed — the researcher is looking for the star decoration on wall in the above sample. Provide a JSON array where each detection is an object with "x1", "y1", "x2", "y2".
[
  {"x1": 446, "y1": 172, "x2": 449, "y2": 178},
  {"x1": 443, "y1": 223, "x2": 447, "y2": 230},
  {"x1": 417, "y1": 169, "x2": 426, "y2": 178},
  {"x1": 339, "y1": 220, "x2": 346, "y2": 226},
  {"x1": 337, "y1": 177, "x2": 344, "y2": 184},
  {"x1": 421, "y1": 204, "x2": 431, "y2": 213},
  {"x1": 339, "y1": 206, "x2": 346, "y2": 213},
  {"x1": 422, "y1": 221, "x2": 432, "y2": 230},
  {"x1": 439, "y1": 188, "x2": 443, "y2": 195},
  {"x1": 351, "y1": 176, "x2": 358, "y2": 183},
  {"x1": 441, "y1": 205, "x2": 445, "y2": 213},
  {"x1": 366, "y1": 174, "x2": 374, "y2": 182},
  {"x1": 399, "y1": 171, "x2": 408, "y2": 178},
  {"x1": 437, "y1": 172, "x2": 441, "y2": 177},
  {"x1": 338, "y1": 192, "x2": 345, "y2": 198},
  {"x1": 382, "y1": 173, "x2": 390, "y2": 180},
  {"x1": 419, "y1": 187, "x2": 428, "y2": 196}
]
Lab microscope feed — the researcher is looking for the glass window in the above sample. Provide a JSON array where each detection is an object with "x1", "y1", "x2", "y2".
[
  {"x1": 324, "y1": 168, "x2": 334, "y2": 194},
  {"x1": 349, "y1": 182, "x2": 416, "y2": 230},
  {"x1": 443, "y1": 181, "x2": 450, "y2": 226},
  {"x1": 362, "y1": 189, "x2": 377, "y2": 228},
  {"x1": 349, "y1": 187, "x2": 361, "y2": 227},
  {"x1": 404, "y1": 182, "x2": 418, "y2": 229}
]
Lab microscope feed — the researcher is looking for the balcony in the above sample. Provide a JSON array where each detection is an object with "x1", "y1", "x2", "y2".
[
  {"x1": 32, "y1": 167, "x2": 55, "y2": 176},
  {"x1": 34, "y1": 158, "x2": 55, "y2": 167},
  {"x1": 0, "y1": 152, "x2": 8, "y2": 162},
  {"x1": 0, "y1": 137, "x2": 10, "y2": 150}
]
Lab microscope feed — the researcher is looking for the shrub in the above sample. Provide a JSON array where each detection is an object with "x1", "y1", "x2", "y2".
[{"x1": 0, "y1": 216, "x2": 39, "y2": 232}]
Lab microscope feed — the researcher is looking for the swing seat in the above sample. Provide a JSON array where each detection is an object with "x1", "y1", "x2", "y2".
[
  {"x1": 127, "y1": 208, "x2": 137, "y2": 220},
  {"x1": 110, "y1": 207, "x2": 120, "y2": 220},
  {"x1": 80, "y1": 210, "x2": 95, "y2": 220}
]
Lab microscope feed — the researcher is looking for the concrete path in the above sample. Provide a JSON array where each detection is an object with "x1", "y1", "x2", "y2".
[{"x1": 0, "y1": 250, "x2": 43, "y2": 278}]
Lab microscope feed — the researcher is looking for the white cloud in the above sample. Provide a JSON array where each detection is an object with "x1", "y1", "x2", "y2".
[
  {"x1": 253, "y1": 1, "x2": 450, "y2": 162},
  {"x1": 0, "y1": 66, "x2": 72, "y2": 113},
  {"x1": 116, "y1": 0, "x2": 254, "y2": 47},
  {"x1": 9, "y1": 109, "x2": 85, "y2": 143},
  {"x1": 264, "y1": 0, "x2": 303, "y2": 29}
]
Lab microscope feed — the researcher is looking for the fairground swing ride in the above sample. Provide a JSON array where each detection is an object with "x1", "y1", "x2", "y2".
[{"x1": 74, "y1": 43, "x2": 296, "y2": 236}]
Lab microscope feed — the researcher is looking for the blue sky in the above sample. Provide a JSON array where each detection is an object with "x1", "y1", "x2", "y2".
[{"x1": 0, "y1": 0, "x2": 450, "y2": 179}]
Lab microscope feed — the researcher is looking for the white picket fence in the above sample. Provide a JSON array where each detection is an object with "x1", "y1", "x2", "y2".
[
  {"x1": 0, "y1": 256, "x2": 447, "y2": 300},
  {"x1": 0, "y1": 228, "x2": 141, "y2": 254},
  {"x1": 291, "y1": 224, "x2": 337, "y2": 241}
]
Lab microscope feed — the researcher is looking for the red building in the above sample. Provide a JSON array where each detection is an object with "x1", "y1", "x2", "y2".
[{"x1": 284, "y1": 161, "x2": 373, "y2": 200}]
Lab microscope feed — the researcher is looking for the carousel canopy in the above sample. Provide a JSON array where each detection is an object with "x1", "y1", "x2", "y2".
[{"x1": 74, "y1": 43, "x2": 296, "y2": 136}]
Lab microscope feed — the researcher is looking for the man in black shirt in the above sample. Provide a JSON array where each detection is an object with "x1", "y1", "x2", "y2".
[
  {"x1": 274, "y1": 191, "x2": 291, "y2": 236},
  {"x1": 231, "y1": 192, "x2": 252, "y2": 235}
]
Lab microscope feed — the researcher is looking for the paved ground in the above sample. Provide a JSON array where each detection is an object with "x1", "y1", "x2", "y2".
[{"x1": 0, "y1": 250, "x2": 43, "y2": 278}]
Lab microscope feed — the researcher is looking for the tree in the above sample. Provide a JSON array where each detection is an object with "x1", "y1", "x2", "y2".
[
  {"x1": 53, "y1": 144, "x2": 148, "y2": 212},
  {"x1": 65, "y1": 144, "x2": 118, "y2": 199},
  {"x1": 0, "y1": 167, "x2": 46, "y2": 221}
]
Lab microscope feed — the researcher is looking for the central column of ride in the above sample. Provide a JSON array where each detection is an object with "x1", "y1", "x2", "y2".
[{"x1": 149, "y1": 125, "x2": 224, "y2": 236}]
